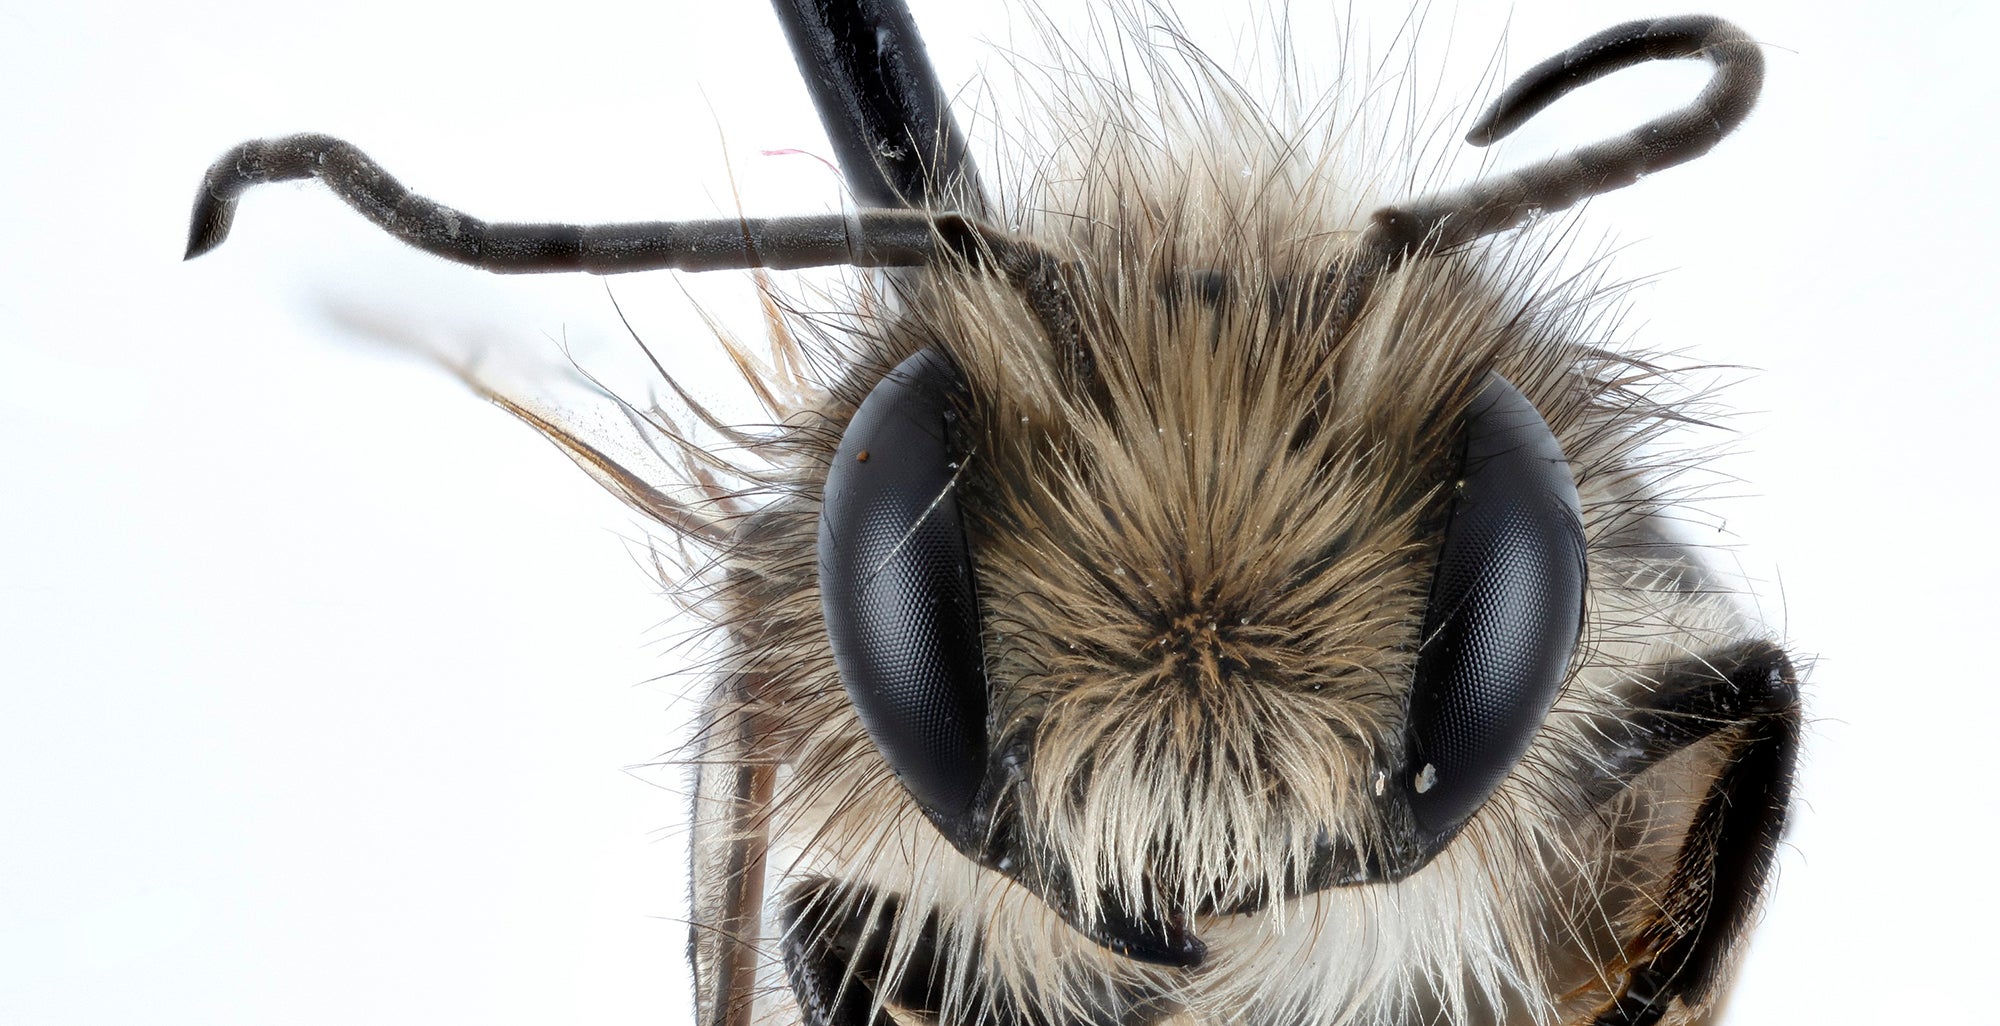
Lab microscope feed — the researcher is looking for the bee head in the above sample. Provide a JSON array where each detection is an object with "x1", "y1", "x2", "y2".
[{"x1": 819, "y1": 226, "x2": 1585, "y2": 964}]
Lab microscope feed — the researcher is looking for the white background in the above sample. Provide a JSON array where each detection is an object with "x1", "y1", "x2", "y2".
[{"x1": 4, "y1": 0, "x2": 1992, "y2": 1023}]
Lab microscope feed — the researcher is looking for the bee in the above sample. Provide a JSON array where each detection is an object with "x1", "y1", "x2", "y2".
[{"x1": 184, "y1": 2, "x2": 1799, "y2": 1024}]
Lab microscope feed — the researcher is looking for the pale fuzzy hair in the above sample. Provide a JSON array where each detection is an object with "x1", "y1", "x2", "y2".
[{"x1": 511, "y1": 5, "x2": 1767, "y2": 1025}]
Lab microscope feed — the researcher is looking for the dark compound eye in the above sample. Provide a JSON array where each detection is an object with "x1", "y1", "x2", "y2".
[
  {"x1": 1401, "y1": 373, "x2": 1587, "y2": 855},
  {"x1": 817, "y1": 348, "x2": 990, "y2": 829}
]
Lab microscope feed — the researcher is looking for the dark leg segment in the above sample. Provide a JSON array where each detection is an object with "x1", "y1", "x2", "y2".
[
  {"x1": 1573, "y1": 641, "x2": 1802, "y2": 1026},
  {"x1": 781, "y1": 879, "x2": 945, "y2": 1026},
  {"x1": 769, "y1": 0, "x2": 986, "y2": 213},
  {"x1": 781, "y1": 879, "x2": 1168, "y2": 1026}
]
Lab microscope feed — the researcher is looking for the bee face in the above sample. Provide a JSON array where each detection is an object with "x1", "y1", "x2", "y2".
[
  {"x1": 782, "y1": 216, "x2": 1707, "y2": 1010},
  {"x1": 937, "y1": 256, "x2": 1509, "y2": 921}
]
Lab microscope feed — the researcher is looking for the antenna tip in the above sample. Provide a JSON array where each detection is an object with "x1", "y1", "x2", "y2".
[{"x1": 184, "y1": 191, "x2": 233, "y2": 261}]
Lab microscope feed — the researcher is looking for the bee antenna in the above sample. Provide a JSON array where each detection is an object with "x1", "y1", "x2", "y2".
[
  {"x1": 1358, "y1": 15, "x2": 1763, "y2": 274},
  {"x1": 183, "y1": 133, "x2": 1042, "y2": 276}
]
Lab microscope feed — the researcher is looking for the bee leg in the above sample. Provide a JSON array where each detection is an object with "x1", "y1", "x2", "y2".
[
  {"x1": 1580, "y1": 641, "x2": 1803, "y2": 1026},
  {"x1": 781, "y1": 881, "x2": 1162, "y2": 1026},
  {"x1": 768, "y1": 0, "x2": 987, "y2": 213},
  {"x1": 781, "y1": 879, "x2": 950, "y2": 1026}
]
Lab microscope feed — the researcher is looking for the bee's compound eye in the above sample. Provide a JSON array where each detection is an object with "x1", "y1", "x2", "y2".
[
  {"x1": 818, "y1": 348, "x2": 990, "y2": 828},
  {"x1": 1403, "y1": 373, "x2": 1586, "y2": 854}
]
